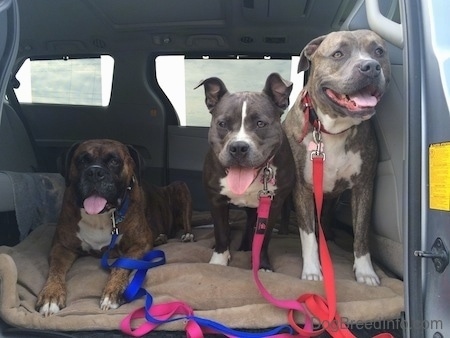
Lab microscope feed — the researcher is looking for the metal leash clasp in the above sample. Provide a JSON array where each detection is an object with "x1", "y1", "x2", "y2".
[
  {"x1": 111, "y1": 212, "x2": 119, "y2": 235},
  {"x1": 310, "y1": 122, "x2": 325, "y2": 161},
  {"x1": 258, "y1": 164, "x2": 274, "y2": 199}
]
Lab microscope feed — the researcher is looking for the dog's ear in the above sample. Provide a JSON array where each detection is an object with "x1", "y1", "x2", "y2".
[
  {"x1": 298, "y1": 35, "x2": 327, "y2": 73},
  {"x1": 61, "y1": 142, "x2": 81, "y2": 187},
  {"x1": 263, "y1": 73, "x2": 293, "y2": 111},
  {"x1": 194, "y1": 77, "x2": 229, "y2": 112},
  {"x1": 126, "y1": 145, "x2": 143, "y2": 186}
]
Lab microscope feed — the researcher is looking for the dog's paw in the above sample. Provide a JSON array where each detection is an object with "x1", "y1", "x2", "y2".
[
  {"x1": 154, "y1": 234, "x2": 168, "y2": 246},
  {"x1": 100, "y1": 273, "x2": 128, "y2": 310},
  {"x1": 100, "y1": 293, "x2": 122, "y2": 311},
  {"x1": 301, "y1": 264, "x2": 323, "y2": 281},
  {"x1": 354, "y1": 254, "x2": 380, "y2": 286},
  {"x1": 300, "y1": 230, "x2": 322, "y2": 281},
  {"x1": 38, "y1": 301, "x2": 62, "y2": 317},
  {"x1": 258, "y1": 268, "x2": 273, "y2": 273},
  {"x1": 209, "y1": 250, "x2": 230, "y2": 265},
  {"x1": 36, "y1": 284, "x2": 66, "y2": 316},
  {"x1": 181, "y1": 232, "x2": 195, "y2": 242}
]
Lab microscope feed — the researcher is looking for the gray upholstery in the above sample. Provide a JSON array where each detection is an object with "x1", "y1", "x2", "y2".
[
  {"x1": 339, "y1": 0, "x2": 405, "y2": 278},
  {"x1": 0, "y1": 103, "x2": 37, "y2": 172},
  {"x1": 370, "y1": 65, "x2": 405, "y2": 278},
  {"x1": 0, "y1": 102, "x2": 38, "y2": 212}
]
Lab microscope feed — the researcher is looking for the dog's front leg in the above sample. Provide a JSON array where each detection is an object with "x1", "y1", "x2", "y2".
[
  {"x1": 351, "y1": 184, "x2": 380, "y2": 286},
  {"x1": 36, "y1": 242, "x2": 79, "y2": 316},
  {"x1": 294, "y1": 183, "x2": 322, "y2": 281},
  {"x1": 101, "y1": 234, "x2": 152, "y2": 310},
  {"x1": 100, "y1": 267, "x2": 131, "y2": 310},
  {"x1": 209, "y1": 200, "x2": 231, "y2": 266},
  {"x1": 238, "y1": 207, "x2": 257, "y2": 252}
]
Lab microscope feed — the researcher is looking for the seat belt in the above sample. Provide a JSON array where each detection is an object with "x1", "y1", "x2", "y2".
[{"x1": 5, "y1": 78, "x2": 46, "y2": 171}]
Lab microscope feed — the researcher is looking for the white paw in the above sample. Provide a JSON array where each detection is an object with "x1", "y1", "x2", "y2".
[
  {"x1": 354, "y1": 253, "x2": 380, "y2": 286},
  {"x1": 300, "y1": 229, "x2": 323, "y2": 281},
  {"x1": 259, "y1": 268, "x2": 272, "y2": 273},
  {"x1": 39, "y1": 302, "x2": 60, "y2": 316},
  {"x1": 100, "y1": 296, "x2": 120, "y2": 311},
  {"x1": 209, "y1": 250, "x2": 230, "y2": 266},
  {"x1": 301, "y1": 261, "x2": 323, "y2": 281},
  {"x1": 181, "y1": 232, "x2": 195, "y2": 242}
]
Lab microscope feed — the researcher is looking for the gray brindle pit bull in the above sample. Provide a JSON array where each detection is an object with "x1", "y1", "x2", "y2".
[
  {"x1": 197, "y1": 73, "x2": 295, "y2": 271},
  {"x1": 283, "y1": 30, "x2": 391, "y2": 286}
]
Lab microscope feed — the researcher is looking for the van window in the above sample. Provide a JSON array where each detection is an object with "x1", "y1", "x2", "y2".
[
  {"x1": 156, "y1": 56, "x2": 303, "y2": 126},
  {"x1": 14, "y1": 55, "x2": 114, "y2": 106}
]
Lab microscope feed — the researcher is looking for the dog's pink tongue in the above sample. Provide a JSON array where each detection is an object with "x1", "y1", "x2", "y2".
[
  {"x1": 349, "y1": 92, "x2": 378, "y2": 108},
  {"x1": 83, "y1": 195, "x2": 107, "y2": 215},
  {"x1": 227, "y1": 166, "x2": 258, "y2": 195}
]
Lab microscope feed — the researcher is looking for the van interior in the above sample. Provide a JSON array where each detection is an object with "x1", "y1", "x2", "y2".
[{"x1": 1, "y1": 0, "x2": 447, "y2": 337}]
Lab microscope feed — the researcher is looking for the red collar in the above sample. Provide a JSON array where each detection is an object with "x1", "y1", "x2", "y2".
[
  {"x1": 297, "y1": 91, "x2": 351, "y2": 142},
  {"x1": 301, "y1": 92, "x2": 323, "y2": 132}
]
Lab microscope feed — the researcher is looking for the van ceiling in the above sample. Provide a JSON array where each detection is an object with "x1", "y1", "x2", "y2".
[{"x1": 17, "y1": 0, "x2": 357, "y2": 58}]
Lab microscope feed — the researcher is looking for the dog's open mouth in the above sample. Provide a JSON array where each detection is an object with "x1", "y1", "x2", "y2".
[
  {"x1": 83, "y1": 195, "x2": 109, "y2": 215},
  {"x1": 324, "y1": 85, "x2": 381, "y2": 113},
  {"x1": 226, "y1": 166, "x2": 259, "y2": 195}
]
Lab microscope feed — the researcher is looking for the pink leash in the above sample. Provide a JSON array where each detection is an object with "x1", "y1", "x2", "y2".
[{"x1": 252, "y1": 195, "x2": 314, "y2": 337}]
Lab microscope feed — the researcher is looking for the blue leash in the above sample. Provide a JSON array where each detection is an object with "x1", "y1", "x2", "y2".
[{"x1": 101, "y1": 233, "x2": 294, "y2": 337}]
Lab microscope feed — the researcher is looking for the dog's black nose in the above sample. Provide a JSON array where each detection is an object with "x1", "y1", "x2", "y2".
[
  {"x1": 359, "y1": 60, "x2": 381, "y2": 78},
  {"x1": 86, "y1": 165, "x2": 107, "y2": 181},
  {"x1": 229, "y1": 141, "x2": 249, "y2": 158}
]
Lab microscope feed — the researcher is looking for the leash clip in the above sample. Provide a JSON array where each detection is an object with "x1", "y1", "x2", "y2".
[
  {"x1": 111, "y1": 212, "x2": 120, "y2": 235},
  {"x1": 310, "y1": 125, "x2": 325, "y2": 161},
  {"x1": 258, "y1": 165, "x2": 274, "y2": 199}
]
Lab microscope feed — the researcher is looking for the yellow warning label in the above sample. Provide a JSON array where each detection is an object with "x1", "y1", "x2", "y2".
[{"x1": 429, "y1": 142, "x2": 450, "y2": 211}]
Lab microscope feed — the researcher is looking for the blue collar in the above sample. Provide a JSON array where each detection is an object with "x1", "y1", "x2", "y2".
[{"x1": 110, "y1": 177, "x2": 135, "y2": 235}]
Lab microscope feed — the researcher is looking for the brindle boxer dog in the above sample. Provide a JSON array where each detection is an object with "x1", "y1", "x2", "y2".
[
  {"x1": 283, "y1": 30, "x2": 391, "y2": 286},
  {"x1": 36, "y1": 139, "x2": 193, "y2": 316}
]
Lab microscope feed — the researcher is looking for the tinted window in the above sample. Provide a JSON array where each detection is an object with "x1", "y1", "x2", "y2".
[
  {"x1": 156, "y1": 56, "x2": 303, "y2": 126},
  {"x1": 14, "y1": 55, "x2": 114, "y2": 106}
]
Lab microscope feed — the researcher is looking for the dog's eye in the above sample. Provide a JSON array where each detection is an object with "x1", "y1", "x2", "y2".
[
  {"x1": 78, "y1": 153, "x2": 92, "y2": 166},
  {"x1": 217, "y1": 120, "x2": 227, "y2": 128},
  {"x1": 332, "y1": 51, "x2": 343, "y2": 58},
  {"x1": 375, "y1": 47, "x2": 384, "y2": 56},
  {"x1": 256, "y1": 121, "x2": 267, "y2": 128},
  {"x1": 109, "y1": 158, "x2": 121, "y2": 166}
]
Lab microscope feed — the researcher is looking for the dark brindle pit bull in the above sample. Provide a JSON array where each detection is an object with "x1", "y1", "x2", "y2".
[
  {"x1": 197, "y1": 73, "x2": 295, "y2": 271},
  {"x1": 283, "y1": 30, "x2": 391, "y2": 286},
  {"x1": 36, "y1": 139, "x2": 193, "y2": 316}
]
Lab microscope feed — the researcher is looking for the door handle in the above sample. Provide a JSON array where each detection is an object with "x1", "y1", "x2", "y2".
[{"x1": 414, "y1": 237, "x2": 449, "y2": 273}]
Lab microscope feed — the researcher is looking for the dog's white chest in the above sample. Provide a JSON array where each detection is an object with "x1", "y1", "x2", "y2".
[
  {"x1": 220, "y1": 166, "x2": 278, "y2": 208},
  {"x1": 76, "y1": 209, "x2": 122, "y2": 252},
  {"x1": 303, "y1": 134, "x2": 362, "y2": 193}
]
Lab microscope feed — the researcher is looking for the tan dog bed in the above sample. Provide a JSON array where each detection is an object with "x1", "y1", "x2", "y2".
[{"x1": 0, "y1": 218, "x2": 403, "y2": 333}]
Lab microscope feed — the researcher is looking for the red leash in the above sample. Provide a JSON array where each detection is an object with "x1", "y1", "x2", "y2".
[
  {"x1": 253, "y1": 153, "x2": 391, "y2": 338},
  {"x1": 253, "y1": 155, "x2": 346, "y2": 337}
]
